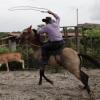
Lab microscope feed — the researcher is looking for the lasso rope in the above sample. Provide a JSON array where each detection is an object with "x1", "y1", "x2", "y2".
[{"x1": 8, "y1": 6, "x2": 49, "y2": 13}]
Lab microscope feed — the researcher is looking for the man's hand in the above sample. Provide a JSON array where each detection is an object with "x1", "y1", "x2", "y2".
[
  {"x1": 48, "y1": 10, "x2": 59, "y2": 21},
  {"x1": 48, "y1": 10, "x2": 53, "y2": 14}
]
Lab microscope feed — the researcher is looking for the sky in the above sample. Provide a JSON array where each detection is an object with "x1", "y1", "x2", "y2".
[{"x1": 0, "y1": 0, "x2": 100, "y2": 32}]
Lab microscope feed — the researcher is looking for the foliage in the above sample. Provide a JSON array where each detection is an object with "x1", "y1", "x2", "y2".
[
  {"x1": 0, "y1": 32, "x2": 8, "y2": 38},
  {"x1": 0, "y1": 47, "x2": 10, "y2": 54},
  {"x1": 85, "y1": 27, "x2": 100, "y2": 37}
]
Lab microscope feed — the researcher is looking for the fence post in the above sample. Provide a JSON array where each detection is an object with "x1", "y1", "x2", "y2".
[{"x1": 75, "y1": 26, "x2": 80, "y2": 52}]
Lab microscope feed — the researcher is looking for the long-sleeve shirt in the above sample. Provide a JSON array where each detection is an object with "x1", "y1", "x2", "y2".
[{"x1": 37, "y1": 13, "x2": 63, "y2": 42}]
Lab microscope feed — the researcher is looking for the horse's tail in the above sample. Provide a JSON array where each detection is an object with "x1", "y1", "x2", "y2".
[{"x1": 78, "y1": 53, "x2": 100, "y2": 68}]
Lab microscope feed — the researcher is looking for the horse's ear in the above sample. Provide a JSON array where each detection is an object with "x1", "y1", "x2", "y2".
[
  {"x1": 28, "y1": 25, "x2": 32, "y2": 33},
  {"x1": 29, "y1": 25, "x2": 32, "y2": 29}
]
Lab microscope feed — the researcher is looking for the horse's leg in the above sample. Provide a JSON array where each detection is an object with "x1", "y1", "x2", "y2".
[
  {"x1": 68, "y1": 66, "x2": 91, "y2": 93},
  {"x1": 38, "y1": 60, "x2": 44, "y2": 85},
  {"x1": 39, "y1": 68, "x2": 43, "y2": 85},
  {"x1": 18, "y1": 59, "x2": 25, "y2": 69},
  {"x1": 60, "y1": 48, "x2": 91, "y2": 93},
  {"x1": 72, "y1": 68, "x2": 90, "y2": 93},
  {"x1": 42, "y1": 71, "x2": 53, "y2": 85},
  {"x1": 62, "y1": 61, "x2": 91, "y2": 93},
  {"x1": 68, "y1": 69, "x2": 90, "y2": 94},
  {"x1": 6, "y1": 62, "x2": 9, "y2": 72},
  {"x1": 39, "y1": 65, "x2": 53, "y2": 85},
  {"x1": 80, "y1": 70, "x2": 90, "y2": 93}
]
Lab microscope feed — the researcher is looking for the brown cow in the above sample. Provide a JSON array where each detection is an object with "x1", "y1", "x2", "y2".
[{"x1": 0, "y1": 52, "x2": 24, "y2": 72}]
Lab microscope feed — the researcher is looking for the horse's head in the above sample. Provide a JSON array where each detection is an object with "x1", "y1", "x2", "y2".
[
  {"x1": 20, "y1": 25, "x2": 42, "y2": 46},
  {"x1": 21, "y1": 25, "x2": 33, "y2": 40}
]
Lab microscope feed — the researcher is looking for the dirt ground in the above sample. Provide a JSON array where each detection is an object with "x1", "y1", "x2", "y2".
[{"x1": 0, "y1": 68, "x2": 100, "y2": 100}]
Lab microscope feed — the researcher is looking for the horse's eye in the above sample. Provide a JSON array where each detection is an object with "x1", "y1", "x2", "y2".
[{"x1": 23, "y1": 32, "x2": 27, "y2": 34}]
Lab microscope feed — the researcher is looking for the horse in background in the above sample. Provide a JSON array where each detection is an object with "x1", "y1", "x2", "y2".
[
  {"x1": 19, "y1": 26, "x2": 100, "y2": 94},
  {"x1": 0, "y1": 52, "x2": 25, "y2": 72}
]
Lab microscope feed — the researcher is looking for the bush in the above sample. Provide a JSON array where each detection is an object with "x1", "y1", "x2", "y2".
[{"x1": 0, "y1": 47, "x2": 10, "y2": 54}]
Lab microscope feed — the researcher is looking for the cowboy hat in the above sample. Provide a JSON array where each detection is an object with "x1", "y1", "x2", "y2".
[{"x1": 42, "y1": 17, "x2": 52, "y2": 23}]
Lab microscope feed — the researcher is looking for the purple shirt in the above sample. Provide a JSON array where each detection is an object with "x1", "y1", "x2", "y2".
[{"x1": 37, "y1": 13, "x2": 63, "y2": 42}]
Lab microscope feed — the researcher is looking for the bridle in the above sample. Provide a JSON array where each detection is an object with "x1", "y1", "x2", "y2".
[
  {"x1": 30, "y1": 43, "x2": 41, "y2": 48},
  {"x1": 20, "y1": 27, "x2": 42, "y2": 48}
]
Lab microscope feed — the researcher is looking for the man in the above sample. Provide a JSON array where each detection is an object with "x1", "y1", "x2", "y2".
[{"x1": 37, "y1": 10, "x2": 64, "y2": 65}]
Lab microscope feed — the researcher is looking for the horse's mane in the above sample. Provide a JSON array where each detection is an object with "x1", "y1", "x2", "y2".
[
  {"x1": 32, "y1": 29, "x2": 37, "y2": 34},
  {"x1": 31, "y1": 29, "x2": 42, "y2": 46}
]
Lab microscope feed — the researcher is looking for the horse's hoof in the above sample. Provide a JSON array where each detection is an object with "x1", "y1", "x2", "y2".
[
  {"x1": 50, "y1": 81, "x2": 54, "y2": 85},
  {"x1": 83, "y1": 86, "x2": 86, "y2": 89},
  {"x1": 87, "y1": 88, "x2": 91, "y2": 94},
  {"x1": 83, "y1": 86, "x2": 91, "y2": 94},
  {"x1": 38, "y1": 82, "x2": 42, "y2": 85}
]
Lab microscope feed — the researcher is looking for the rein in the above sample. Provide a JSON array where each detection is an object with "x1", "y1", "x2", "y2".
[{"x1": 30, "y1": 43, "x2": 41, "y2": 48}]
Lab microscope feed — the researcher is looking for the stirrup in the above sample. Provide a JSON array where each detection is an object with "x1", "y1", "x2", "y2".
[
  {"x1": 42, "y1": 61, "x2": 48, "y2": 65},
  {"x1": 39, "y1": 60, "x2": 48, "y2": 66}
]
